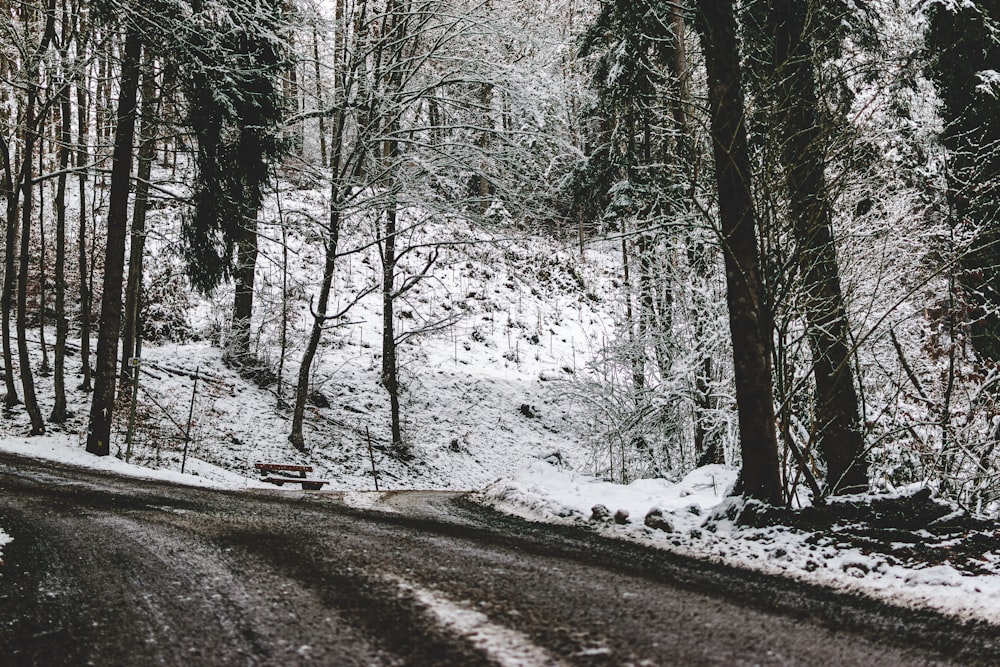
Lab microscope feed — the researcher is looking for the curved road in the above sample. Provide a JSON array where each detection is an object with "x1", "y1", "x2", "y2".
[{"x1": 0, "y1": 452, "x2": 997, "y2": 666}]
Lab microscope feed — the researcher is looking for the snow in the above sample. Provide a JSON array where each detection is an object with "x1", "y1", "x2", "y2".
[
  {"x1": 386, "y1": 575, "x2": 567, "y2": 667},
  {"x1": 0, "y1": 527, "x2": 10, "y2": 563},
  {"x1": 0, "y1": 204, "x2": 995, "y2": 629},
  {"x1": 0, "y1": 433, "x2": 267, "y2": 490},
  {"x1": 478, "y1": 461, "x2": 1000, "y2": 626}
]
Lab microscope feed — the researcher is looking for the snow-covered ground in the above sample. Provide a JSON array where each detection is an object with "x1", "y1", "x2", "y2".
[
  {"x1": 1, "y1": 172, "x2": 997, "y2": 634},
  {"x1": 4, "y1": 430, "x2": 999, "y2": 629},
  {"x1": 477, "y1": 461, "x2": 1000, "y2": 626}
]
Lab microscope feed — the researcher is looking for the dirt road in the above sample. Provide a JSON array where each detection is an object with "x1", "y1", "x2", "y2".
[{"x1": 0, "y1": 452, "x2": 996, "y2": 665}]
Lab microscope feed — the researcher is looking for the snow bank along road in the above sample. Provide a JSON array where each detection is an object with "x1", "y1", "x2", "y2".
[{"x1": 0, "y1": 453, "x2": 997, "y2": 666}]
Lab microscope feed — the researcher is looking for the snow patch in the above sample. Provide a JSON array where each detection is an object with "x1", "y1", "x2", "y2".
[
  {"x1": 479, "y1": 463, "x2": 1000, "y2": 625},
  {"x1": 385, "y1": 575, "x2": 569, "y2": 667},
  {"x1": 0, "y1": 527, "x2": 11, "y2": 562}
]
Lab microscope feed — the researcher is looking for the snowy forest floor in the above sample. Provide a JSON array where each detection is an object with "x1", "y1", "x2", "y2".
[
  {"x1": 2, "y1": 431, "x2": 1000, "y2": 630},
  {"x1": 477, "y1": 462, "x2": 1000, "y2": 626},
  {"x1": 0, "y1": 192, "x2": 997, "y2": 631}
]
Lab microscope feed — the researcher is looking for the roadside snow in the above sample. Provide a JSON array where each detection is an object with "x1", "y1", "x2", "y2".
[
  {"x1": 477, "y1": 462, "x2": 1000, "y2": 626},
  {"x1": 0, "y1": 433, "x2": 268, "y2": 490},
  {"x1": 0, "y1": 526, "x2": 10, "y2": 562}
]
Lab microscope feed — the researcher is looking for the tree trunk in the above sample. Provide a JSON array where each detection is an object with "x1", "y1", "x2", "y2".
[
  {"x1": 77, "y1": 51, "x2": 92, "y2": 392},
  {"x1": 1, "y1": 134, "x2": 19, "y2": 409},
  {"x1": 51, "y1": 29, "x2": 74, "y2": 423},
  {"x1": 312, "y1": 22, "x2": 327, "y2": 168},
  {"x1": 229, "y1": 217, "x2": 259, "y2": 364},
  {"x1": 85, "y1": 28, "x2": 142, "y2": 456},
  {"x1": 763, "y1": 2, "x2": 868, "y2": 494},
  {"x1": 16, "y1": 32, "x2": 50, "y2": 435},
  {"x1": 37, "y1": 125, "x2": 49, "y2": 376},
  {"x1": 288, "y1": 212, "x2": 339, "y2": 451},
  {"x1": 381, "y1": 178, "x2": 405, "y2": 455},
  {"x1": 120, "y1": 53, "x2": 159, "y2": 389},
  {"x1": 695, "y1": 0, "x2": 782, "y2": 504},
  {"x1": 290, "y1": 0, "x2": 349, "y2": 449}
]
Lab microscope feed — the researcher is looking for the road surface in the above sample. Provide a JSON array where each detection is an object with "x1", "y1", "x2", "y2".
[{"x1": 0, "y1": 452, "x2": 997, "y2": 666}]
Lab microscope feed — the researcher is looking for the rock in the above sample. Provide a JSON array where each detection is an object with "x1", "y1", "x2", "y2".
[
  {"x1": 308, "y1": 391, "x2": 330, "y2": 408},
  {"x1": 644, "y1": 508, "x2": 674, "y2": 532},
  {"x1": 519, "y1": 404, "x2": 539, "y2": 418},
  {"x1": 540, "y1": 450, "x2": 564, "y2": 466},
  {"x1": 614, "y1": 509, "x2": 630, "y2": 525},
  {"x1": 590, "y1": 504, "x2": 611, "y2": 522},
  {"x1": 686, "y1": 504, "x2": 702, "y2": 516}
]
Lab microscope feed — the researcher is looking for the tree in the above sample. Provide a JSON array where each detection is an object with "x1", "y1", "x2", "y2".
[
  {"x1": 744, "y1": 0, "x2": 870, "y2": 494},
  {"x1": 180, "y1": 0, "x2": 287, "y2": 366},
  {"x1": 13, "y1": 0, "x2": 59, "y2": 435},
  {"x1": 50, "y1": 0, "x2": 75, "y2": 422},
  {"x1": 694, "y1": 0, "x2": 782, "y2": 504},
  {"x1": 925, "y1": 1, "x2": 1000, "y2": 362},
  {"x1": 119, "y1": 51, "x2": 160, "y2": 389},
  {"x1": 85, "y1": 20, "x2": 142, "y2": 456}
]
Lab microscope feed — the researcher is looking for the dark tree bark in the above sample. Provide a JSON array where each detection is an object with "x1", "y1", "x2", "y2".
[
  {"x1": 0, "y1": 133, "x2": 19, "y2": 410},
  {"x1": 120, "y1": 52, "x2": 159, "y2": 389},
  {"x1": 290, "y1": 104, "x2": 347, "y2": 450},
  {"x1": 229, "y1": 215, "x2": 259, "y2": 363},
  {"x1": 695, "y1": 0, "x2": 782, "y2": 504},
  {"x1": 51, "y1": 11, "x2": 74, "y2": 423},
  {"x1": 14, "y1": 0, "x2": 59, "y2": 435},
  {"x1": 381, "y1": 187, "x2": 405, "y2": 455},
  {"x1": 290, "y1": 0, "x2": 349, "y2": 450},
  {"x1": 86, "y1": 27, "x2": 142, "y2": 456},
  {"x1": 76, "y1": 37, "x2": 93, "y2": 393},
  {"x1": 759, "y1": 2, "x2": 868, "y2": 494}
]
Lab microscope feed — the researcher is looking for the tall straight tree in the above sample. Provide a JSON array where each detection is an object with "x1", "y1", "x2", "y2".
[
  {"x1": 85, "y1": 24, "x2": 142, "y2": 456},
  {"x1": 694, "y1": 0, "x2": 781, "y2": 503},
  {"x1": 51, "y1": 0, "x2": 75, "y2": 422},
  {"x1": 180, "y1": 0, "x2": 286, "y2": 366},
  {"x1": 14, "y1": 0, "x2": 58, "y2": 435},
  {"x1": 745, "y1": 0, "x2": 869, "y2": 494},
  {"x1": 925, "y1": 1, "x2": 1000, "y2": 361},
  {"x1": 120, "y1": 51, "x2": 160, "y2": 387}
]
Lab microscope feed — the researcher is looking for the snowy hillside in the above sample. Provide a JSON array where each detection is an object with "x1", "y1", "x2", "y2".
[{"x1": 0, "y1": 175, "x2": 631, "y2": 491}]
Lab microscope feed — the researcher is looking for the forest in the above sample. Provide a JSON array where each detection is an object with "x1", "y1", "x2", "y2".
[{"x1": 2, "y1": 0, "x2": 1000, "y2": 516}]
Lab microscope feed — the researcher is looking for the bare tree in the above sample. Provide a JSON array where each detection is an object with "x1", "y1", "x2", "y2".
[{"x1": 85, "y1": 24, "x2": 142, "y2": 456}]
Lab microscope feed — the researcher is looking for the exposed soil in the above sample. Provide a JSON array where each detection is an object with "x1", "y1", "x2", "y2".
[{"x1": 735, "y1": 488, "x2": 1000, "y2": 575}]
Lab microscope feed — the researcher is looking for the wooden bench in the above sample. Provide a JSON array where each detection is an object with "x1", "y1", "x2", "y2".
[{"x1": 255, "y1": 462, "x2": 329, "y2": 490}]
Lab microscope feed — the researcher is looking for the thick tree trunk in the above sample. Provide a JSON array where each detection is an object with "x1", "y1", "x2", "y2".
[
  {"x1": 85, "y1": 28, "x2": 142, "y2": 456},
  {"x1": 695, "y1": 0, "x2": 782, "y2": 504},
  {"x1": 229, "y1": 218, "x2": 259, "y2": 363},
  {"x1": 764, "y1": 3, "x2": 868, "y2": 494}
]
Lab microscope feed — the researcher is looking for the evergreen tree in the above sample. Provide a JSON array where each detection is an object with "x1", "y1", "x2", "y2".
[
  {"x1": 180, "y1": 0, "x2": 287, "y2": 363},
  {"x1": 925, "y1": 0, "x2": 1000, "y2": 362}
]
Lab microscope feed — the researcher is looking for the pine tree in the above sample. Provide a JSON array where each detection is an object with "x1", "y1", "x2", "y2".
[
  {"x1": 180, "y1": 0, "x2": 287, "y2": 365},
  {"x1": 925, "y1": 0, "x2": 1000, "y2": 362}
]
